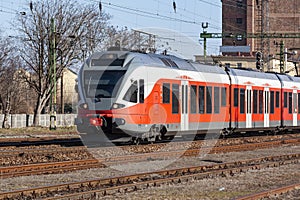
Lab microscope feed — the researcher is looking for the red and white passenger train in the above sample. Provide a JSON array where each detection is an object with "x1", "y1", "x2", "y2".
[{"x1": 75, "y1": 48, "x2": 300, "y2": 143}]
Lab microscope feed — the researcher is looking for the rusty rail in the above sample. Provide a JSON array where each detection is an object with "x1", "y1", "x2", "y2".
[
  {"x1": 235, "y1": 182, "x2": 300, "y2": 200},
  {"x1": 0, "y1": 153, "x2": 299, "y2": 200},
  {"x1": 0, "y1": 159, "x2": 102, "y2": 178}
]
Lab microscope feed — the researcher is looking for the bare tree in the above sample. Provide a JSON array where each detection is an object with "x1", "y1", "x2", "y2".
[
  {"x1": 16, "y1": 0, "x2": 111, "y2": 126},
  {"x1": 103, "y1": 27, "x2": 156, "y2": 52},
  {"x1": 0, "y1": 37, "x2": 17, "y2": 128}
]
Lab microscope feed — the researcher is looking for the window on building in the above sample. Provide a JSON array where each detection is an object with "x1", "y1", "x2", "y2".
[
  {"x1": 225, "y1": 63, "x2": 231, "y2": 68},
  {"x1": 236, "y1": 18, "x2": 243, "y2": 24},
  {"x1": 236, "y1": 0, "x2": 243, "y2": 7},
  {"x1": 237, "y1": 63, "x2": 242, "y2": 68}
]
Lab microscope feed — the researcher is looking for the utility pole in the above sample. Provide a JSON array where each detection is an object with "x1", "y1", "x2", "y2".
[
  {"x1": 201, "y1": 22, "x2": 208, "y2": 64},
  {"x1": 279, "y1": 40, "x2": 285, "y2": 74},
  {"x1": 50, "y1": 18, "x2": 57, "y2": 130}
]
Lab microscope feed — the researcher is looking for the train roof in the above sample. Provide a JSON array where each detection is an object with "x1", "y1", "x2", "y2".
[
  {"x1": 86, "y1": 50, "x2": 228, "y2": 76},
  {"x1": 228, "y1": 67, "x2": 278, "y2": 80}
]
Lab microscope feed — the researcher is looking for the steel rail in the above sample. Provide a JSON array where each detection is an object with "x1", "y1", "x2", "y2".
[
  {"x1": 0, "y1": 153, "x2": 298, "y2": 200},
  {"x1": 235, "y1": 182, "x2": 300, "y2": 200}
]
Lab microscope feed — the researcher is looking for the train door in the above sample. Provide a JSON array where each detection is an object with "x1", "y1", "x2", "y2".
[
  {"x1": 181, "y1": 80, "x2": 189, "y2": 131},
  {"x1": 264, "y1": 88, "x2": 270, "y2": 127},
  {"x1": 246, "y1": 86, "x2": 252, "y2": 128},
  {"x1": 293, "y1": 90, "x2": 297, "y2": 126}
]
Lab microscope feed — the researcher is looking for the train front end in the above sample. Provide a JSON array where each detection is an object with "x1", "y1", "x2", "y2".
[{"x1": 75, "y1": 50, "x2": 133, "y2": 143}]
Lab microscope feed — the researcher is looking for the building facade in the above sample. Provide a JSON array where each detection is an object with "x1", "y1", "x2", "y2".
[
  {"x1": 222, "y1": 0, "x2": 300, "y2": 53},
  {"x1": 222, "y1": 0, "x2": 300, "y2": 71}
]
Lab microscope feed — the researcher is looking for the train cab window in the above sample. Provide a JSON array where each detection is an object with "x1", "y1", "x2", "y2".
[
  {"x1": 240, "y1": 88, "x2": 245, "y2": 114},
  {"x1": 259, "y1": 90, "x2": 263, "y2": 113},
  {"x1": 206, "y1": 86, "x2": 212, "y2": 114},
  {"x1": 198, "y1": 86, "x2": 205, "y2": 114},
  {"x1": 172, "y1": 84, "x2": 179, "y2": 113},
  {"x1": 221, "y1": 87, "x2": 227, "y2": 107},
  {"x1": 284, "y1": 92, "x2": 288, "y2": 108},
  {"x1": 234, "y1": 88, "x2": 239, "y2": 107},
  {"x1": 276, "y1": 91, "x2": 280, "y2": 108},
  {"x1": 163, "y1": 83, "x2": 170, "y2": 104},
  {"x1": 190, "y1": 85, "x2": 197, "y2": 113},
  {"x1": 253, "y1": 90, "x2": 258, "y2": 114},
  {"x1": 214, "y1": 87, "x2": 220, "y2": 114},
  {"x1": 139, "y1": 79, "x2": 144, "y2": 103},
  {"x1": 289, "y1": 92, "x2": 293, "y2": 113},
  {"x1": 123, "y1": 81, "x2": 138, "y2": 103},
  {"x1": 270, "y1": 91, "x2": 275, "y2": 114}
]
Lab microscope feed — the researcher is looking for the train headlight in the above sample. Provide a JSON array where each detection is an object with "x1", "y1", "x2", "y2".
[
  {"x1": 112, "y1": 103, "x2": 125, "y2": 109},
  {"x1": 79, "y1": 103, "x2": 88, "y2": 109}
]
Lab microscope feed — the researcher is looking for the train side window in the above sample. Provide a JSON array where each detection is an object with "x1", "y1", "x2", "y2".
[
  {"x1": 123, "y1": 81, "x2": 138, "y2": 103},
  {"x1": 206, "y1": 86, "x2": 212, "y2": 114},
  {"x1": 289, "y1": 92, "x2": 292, "y2": 113},
  {"x1": 298, "y1": 93, "x2": 300, "y2": 114},
  {"x1": 190, "y1": 85, "x2": 197, "y2": 113},
  {"x1": 265, "y1": 91, "x2": 269, "y2": 114},
  {"x1": 221, "y1": 87, "x2": 226, "y2": 107},
  {"x1": 293, "y1": 93, "x2": 297, "y2": 113},
  {"x1": 214, "y1": 87, "x2": 220, "y2": 113},
  {"x1": 259, "y1": 90, "x2": 263, "y2": 113},
  {"x1": 172, "y1": 84, "x2": 179, "y2": 114},
  {"x1": 198, "y1": 86, "x2": 205, "y2": 114},
  {"x1": 139, "y1": 79, "x2": 144, "y2": 103},
  {"x1": 162, "y1": 83, "x2": 170, "y2": 104},
  {"x1": 234, "y1": 88, "x2": 239, "y2": 107},
  {"x1": 270, "y1": 91, "x2": 275, "y2": 114},
  {"x1": 284, "y1": 92, "x2": 288, "y2": 108},
  {"x1": 240, "y1": 88, "x2": 245, "y2": 114},
  {"x1": 276, "y1": 91, "x2": 280, "y2": 108},
  {"x1": 253, "y1": 90, "x2": 258, "y2": 114}
]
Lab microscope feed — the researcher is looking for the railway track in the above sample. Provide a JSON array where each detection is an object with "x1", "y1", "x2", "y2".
[
  {"x1": 236, "y1": 182, "x2": 300, "y2": 200},
  {"x1": 0, "y1": 137, "x2": 82, "y2": 147},
  {"x1": 0, "y1": 159, "x2": 102, "y2": 178},
  {"x1": 0, "y1": 146, "x2": 93, "y2": 166},
  {"x1": 100, "y1": 137, "x2": 300, "y2": 165},
  {"x1": 0, "y1": 153, "x2": 299, "y2": 199},
  {"x1": 1, "y1": 136, "x2": 299, "y2": 179}
]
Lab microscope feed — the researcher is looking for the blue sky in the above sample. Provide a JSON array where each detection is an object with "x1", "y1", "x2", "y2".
[{"x1": 0, "y1": 0, "x2": 222, "y2": 56}]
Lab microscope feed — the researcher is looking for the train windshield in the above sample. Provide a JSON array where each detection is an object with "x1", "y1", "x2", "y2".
[{"x1": 84, "y1": 70, "x2": 126, "y2": 98}]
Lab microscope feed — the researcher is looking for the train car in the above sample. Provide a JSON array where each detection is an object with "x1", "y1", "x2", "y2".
[
  {"x1": 75, "y1": 49, "x2": 300, "y2": 144},
  {"x1": 276, "y1": 74, "x2": 300, "y2": 130},
  {"x1": 76, "y1": 49, "x2": 230, "y2": 143},
  {"x1": 226, "y1": 68, "x2": 282, "y2": 133}
]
